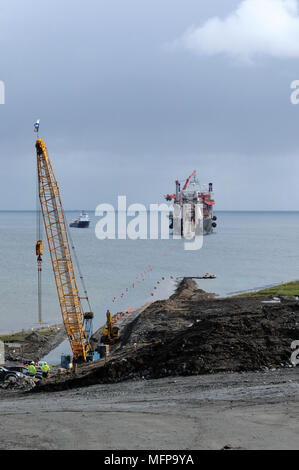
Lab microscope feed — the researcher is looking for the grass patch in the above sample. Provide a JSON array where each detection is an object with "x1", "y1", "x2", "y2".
[
  {"x1": 38, "y1": 329, "x2": 58, "y2": 337},
  {"x1": 0, "y1": 333, "x2": 27, "y2": 343},
  {"x1": 237, "y1": 280, "x2": 299, "y2": 298},
  {"x1": 0, "y1": 327, "x2": 60, "y2": 343}
]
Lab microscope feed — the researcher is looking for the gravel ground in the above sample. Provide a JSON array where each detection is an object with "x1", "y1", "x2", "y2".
[{"x1": 0, "y1": 368, "x2": 299, "y2": 450}]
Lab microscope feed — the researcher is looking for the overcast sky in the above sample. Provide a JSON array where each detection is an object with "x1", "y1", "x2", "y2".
[{"x1": 1, "y1": 0, "x2": 299, "y2": 210}]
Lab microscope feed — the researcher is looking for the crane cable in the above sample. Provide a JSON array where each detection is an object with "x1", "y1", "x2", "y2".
[
  {"x1": 66, "y1": 221, "x2": 93, "y2": 314},
  {"x1": 36, "y1": 163, "x2": 43, "y2": 325}
]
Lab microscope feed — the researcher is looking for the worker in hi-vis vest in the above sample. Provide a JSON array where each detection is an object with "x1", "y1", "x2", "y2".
[
  {"x1": 28, "y1": 363, "x2": 36, "y2": 378},
  {"x1": 41, "y1": 363, "x2": 50, "y2": 378}
]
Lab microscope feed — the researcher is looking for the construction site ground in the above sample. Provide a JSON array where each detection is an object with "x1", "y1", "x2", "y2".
[
  {"x1": 0, "y1": 368, "x2": 299, "y2": 450},
  {"x1": 1, "y1": 278, "x2": 299, "y2": 450}
]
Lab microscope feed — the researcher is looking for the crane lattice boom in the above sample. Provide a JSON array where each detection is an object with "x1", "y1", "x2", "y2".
[
  {"x1": 36, "y1": 138, "x2": 91, "y2": 361},
  {"x1": 182, "y1": 170, "x2": 196, "y2": 191}
]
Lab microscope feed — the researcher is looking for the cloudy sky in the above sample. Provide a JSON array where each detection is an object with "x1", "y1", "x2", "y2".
[{"x1": 1, "y1": 0, "x2": 299, "y2": 210}]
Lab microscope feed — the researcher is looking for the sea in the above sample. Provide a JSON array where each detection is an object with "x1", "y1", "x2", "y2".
[{"x1": 1, "y1": 210, "x2": 299, "y2": 362}]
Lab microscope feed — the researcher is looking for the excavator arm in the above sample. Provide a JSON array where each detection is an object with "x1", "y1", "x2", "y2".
[{"x1": 101, "y1": 310, "x2": 120, "y2": 345}]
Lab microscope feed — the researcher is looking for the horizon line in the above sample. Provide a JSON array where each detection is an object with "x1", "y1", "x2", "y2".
[{"x1": 0, "y1": 209, "x2": 299, "y2": 213}]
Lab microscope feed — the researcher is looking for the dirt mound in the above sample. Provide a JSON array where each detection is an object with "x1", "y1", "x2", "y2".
[
  {"x1": 104, "y1": 297, "x2": 298, "y2": 380},
  {"x1": 34, "y1": 279, "x2": 299, "y2": 393},
  {"x1": 25, "y1": 332, "x2": 42, "y2": 343},
  {"x1": 118, "y1": 279, "x2": 215, "y2": 348},
  {"x1": 169, "y1": 277, "x2": 214, "y2": 301}
]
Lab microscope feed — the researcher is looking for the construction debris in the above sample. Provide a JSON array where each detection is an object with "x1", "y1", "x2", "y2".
[{"x1": 0, "y1": 375, "x2": 36, "y2": 392}]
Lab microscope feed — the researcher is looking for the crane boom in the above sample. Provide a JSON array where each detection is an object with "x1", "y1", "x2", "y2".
[
  {"x1": 182, "y1": 170, "x2": 196, "y2": 191},
  {"x1": 36, "y1": 138, "x2": 91, "y2": 361}
]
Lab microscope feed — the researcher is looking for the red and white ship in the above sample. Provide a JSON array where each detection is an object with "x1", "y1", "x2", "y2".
[{"x1": 165, "y1": 170, "x2": 217, "y2": 235}]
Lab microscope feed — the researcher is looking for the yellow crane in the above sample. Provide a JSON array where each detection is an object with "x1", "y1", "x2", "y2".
[{"x1": 35, "y1": 138, "x2": 92, "y2": 362}]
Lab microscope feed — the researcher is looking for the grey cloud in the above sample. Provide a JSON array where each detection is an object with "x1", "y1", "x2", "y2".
[{"x1": 0, "y1": 1, "x2": 298, "y2": 210}]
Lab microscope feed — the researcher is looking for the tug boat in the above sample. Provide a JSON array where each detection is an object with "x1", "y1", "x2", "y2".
[{"x1": 69, "y1": 211, "x2": 90, "y2": 228}]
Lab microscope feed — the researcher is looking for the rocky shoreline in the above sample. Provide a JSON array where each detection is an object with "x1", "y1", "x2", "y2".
[{"x1": 0, "y1": 325, "x2": 66, "y2": 364}]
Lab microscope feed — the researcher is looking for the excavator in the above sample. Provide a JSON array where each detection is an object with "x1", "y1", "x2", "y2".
[
  {"x1": 100, "y1": 310, "x2": 120, "y2": 345},
  {"x1": 35, "y1": 137, "x2": 95, "y2": 364}
]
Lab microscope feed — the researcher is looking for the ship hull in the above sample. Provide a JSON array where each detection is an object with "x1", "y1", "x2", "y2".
[
  {"x1": 169, "y1": 216, "x2": 214, "y2": 235},
  {"x1": 69, "y1": 221, "x2": 90, "y2": 228},
  {"x1": 203, "y1": 218, "x2": 213, "y2": 235}
]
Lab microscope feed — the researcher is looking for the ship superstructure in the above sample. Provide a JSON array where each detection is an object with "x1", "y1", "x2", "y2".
[{"x1": 165, "y1": 170, "x2": 217, "y2": 236}]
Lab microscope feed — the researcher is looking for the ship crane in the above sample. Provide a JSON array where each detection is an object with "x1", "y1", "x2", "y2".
[
  {"x1": 182, "y1": 170, "x2": 197, "y2": 191},
  {"x1": 165, "y1": 170, "x2": 197, "y2": 202},
  {"x1": 35, "y1": 138, "x2": 92, "y2": 362}
]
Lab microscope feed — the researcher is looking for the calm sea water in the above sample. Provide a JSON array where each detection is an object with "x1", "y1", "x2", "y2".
[{"x1": 1, "y1": 210, "x2": 299, "y2": 339}]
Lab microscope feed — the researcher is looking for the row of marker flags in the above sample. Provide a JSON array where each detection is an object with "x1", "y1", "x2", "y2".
[
  {"x1": 111, "y1": 265, "x2": 175, "y2": 305},
  {"x1": 112, "y1": 265, "x2": 154, "y2": 303}
]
